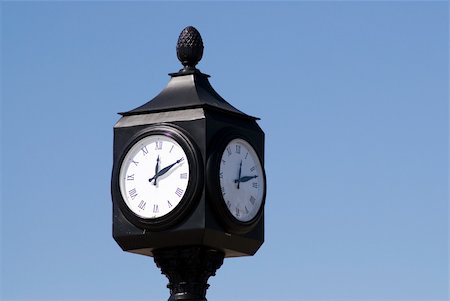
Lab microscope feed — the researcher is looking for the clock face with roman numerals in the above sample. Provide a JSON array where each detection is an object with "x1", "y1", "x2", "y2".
[
  {"x1": 119, "y1": 134, "x2": 191, "y2": 219},
  {"x1": 219, "y1": 138, "x2": 265, "y2": 223}
]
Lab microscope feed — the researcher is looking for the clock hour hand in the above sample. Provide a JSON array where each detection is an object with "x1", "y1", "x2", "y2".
[
  {"x1": 157, "y1": 158, "x2": 183, "y2": 178},
  {"x1": 234, "y1": 175, "x2": 258, "y2": 183},
  {"x1": 149, "y1": 158, "x2": 184, "y2": 184}
]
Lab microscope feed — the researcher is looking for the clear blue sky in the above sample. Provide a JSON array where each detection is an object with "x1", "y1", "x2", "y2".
[{"x1": 1, "y1": 1, "x2": 448, "y2": 301}]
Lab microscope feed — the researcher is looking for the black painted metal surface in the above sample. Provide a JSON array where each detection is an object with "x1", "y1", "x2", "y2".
[
  {"x1": 154, "y1": 246, "x2": 224, "y2": 301},
  {"x1": 176, "y1": 26, "x2": 204, "y2": 72},
  {"x1": 111, "y1": 26, "x2": 266, "y2": 301}
]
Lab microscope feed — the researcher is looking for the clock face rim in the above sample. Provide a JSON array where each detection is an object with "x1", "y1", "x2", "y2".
[
  {"x1": 119, "y1": 134, "x2": 190, "y2": 220},
  {"x1": 114, "y1": 125, "x2": 202, "y2": 231},
  {"x1": 207, "y1": 131, "x2": 266, "y2": 234}
]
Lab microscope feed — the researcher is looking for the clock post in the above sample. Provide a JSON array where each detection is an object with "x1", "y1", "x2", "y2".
[{"x1": 111, "y1": 26, "x2": 266, "y2": 301}]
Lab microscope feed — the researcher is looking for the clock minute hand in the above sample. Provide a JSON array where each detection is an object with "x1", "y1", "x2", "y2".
[
  {"x1": 234, "y1": 175, "x2": 258, "y2": 183},
  {"x1": 152, "y1": 155, "x2": 160, "y2": 185},
  {"x1": 237, "y1": 160, "x2": 242, "y2": 189}
]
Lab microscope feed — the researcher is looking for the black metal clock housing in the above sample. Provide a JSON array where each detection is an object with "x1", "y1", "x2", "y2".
[
  {"x1": 112, "y1": 124, "x2": 202, "y2": 231},
  {"x1": 111, "y1": 27, "x2": 266, "y2": 258},
  {"x1": 206, "y1": 129, "x2": 267, "y2": 234}
]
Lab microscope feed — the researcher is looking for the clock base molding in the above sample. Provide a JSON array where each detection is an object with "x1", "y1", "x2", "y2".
[{"x1": 153, "y1": 246, "x2": 224, "y2": 301}]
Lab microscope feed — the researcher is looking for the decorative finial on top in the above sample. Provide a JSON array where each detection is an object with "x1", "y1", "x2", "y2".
[{"x1": 176, "y1": 26, "x2": 204, "y2": 72}]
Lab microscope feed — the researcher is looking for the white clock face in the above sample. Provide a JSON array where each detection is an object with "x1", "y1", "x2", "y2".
[
  {"x1": 219, "y1": 138, "x2": 265, "y2": 222},
  {"x1": 119, "y1": 134, "x2": 190, "y2": 219}
]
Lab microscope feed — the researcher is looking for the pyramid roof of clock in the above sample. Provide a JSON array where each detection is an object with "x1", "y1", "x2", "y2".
[
  {"x1": 120, "y1": 26, "x2": 257, "y2": 120},
  {"x1": 120, "y1": 69, "x2": 258, "y2": 121}
]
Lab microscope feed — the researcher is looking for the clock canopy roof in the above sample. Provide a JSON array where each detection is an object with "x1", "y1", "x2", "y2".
[{"x1": 120, "y1": 26, "x2": 258, "y2": 121}]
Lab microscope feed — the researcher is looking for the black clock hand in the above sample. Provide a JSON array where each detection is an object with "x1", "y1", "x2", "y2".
[
  {"x1": 152, "y1": 155, "x2": 160, "y2": 185},
  {"x1": 234, "y1": 175, "x2": 258, "y2": 183},
  {"x1": 157, "y1": 158, "x2": 183, "y2": 178},
  {"x1": 149, "y1": 158, "x2": 184, "y2": 183},
  {"x1": 237, "y1": 160, "x2": 242, "y2": 189}
]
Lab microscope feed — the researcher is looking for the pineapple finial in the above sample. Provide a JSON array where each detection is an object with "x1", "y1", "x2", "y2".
[{"x1": 176, "y1": 26, "x2": 204, "y2": 72}]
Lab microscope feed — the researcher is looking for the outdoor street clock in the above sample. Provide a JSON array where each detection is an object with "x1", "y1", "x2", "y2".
[
  {"x1": 111, "y1": 26, "x2": 266, "y2": 301},
  {"x1": 208, "y1": 133, "x2": 266, "y2": 233},
  {"x1": 117, "y1": 126, "x2": 202, "y2": 229}
]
